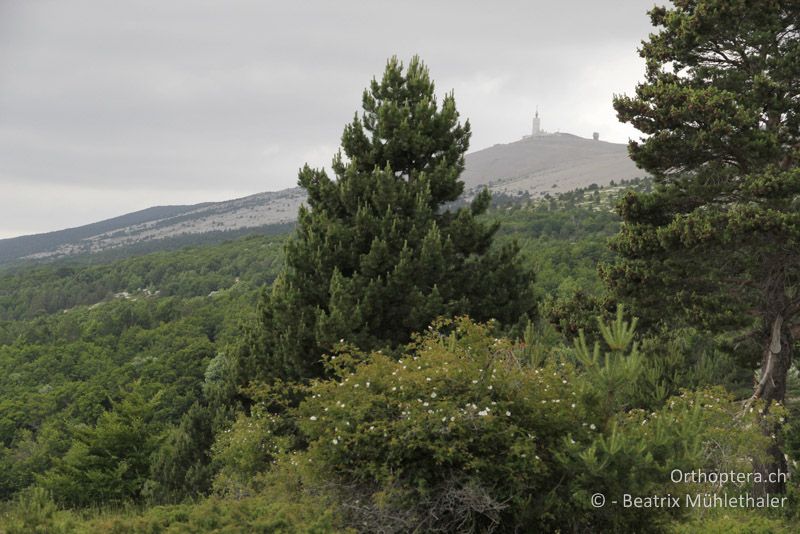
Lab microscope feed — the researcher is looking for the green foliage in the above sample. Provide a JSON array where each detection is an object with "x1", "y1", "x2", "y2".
[
  {"x1": 0, "y1": 482, "x2": 348, "y2": 533},
  {"x1": 607, "y1": 0, "x2": 799, "y2": 398},
  {"x1": 207, "y1": 316, "x2": 776, "y2": 533},
  {"x1": 148, "y1": 403, "x2": 216, "y2": 503},
  {"x1": 573, "y1": 306, "x2": 644, "y2": 417},
  {"x1": 0, "y1": 111, "x2": 789, "y2": 533},
  {"x1": 244, "y1": 56, "x2": 535, "y2": 383},
  {"x1": 210, "y1": 403, "x2": 294, "y2": 499},
  {"x1": 0, "y1": 233, "x2": 284, "y2": 322},
  {"x1": 489, "y1": 183, "x2": 629, "y2": 299},
  {"x1": 85, "y1": 493, "x2": 346, "y2": 534},
  {"x1": 668, "y1": 511, "x2": 795, "y2": 534},
  {"x1": 292, "y1": 318, "x2": 579, "y2": 532},
  {"x1": 636, "y1": 326, "x2": 751, "y2": 408},
  {"x1": 38, "y1": 387, "x2": 163, "y2": 507},
  {"x1": 565, "y1": 387, "x2": 775, "y2": 533},
  {"x1": 608, "y1": 0, "x2": 800, "y2": 490},
  {"x1": 0, "y1": 179, "x2": 639, "y2": 511},
  {"x1": 0, "y1": 235, "x2": 277, "y2": 504},
  {"x1": 0, "y1": 487, "x2": 73, "y2": 534}
]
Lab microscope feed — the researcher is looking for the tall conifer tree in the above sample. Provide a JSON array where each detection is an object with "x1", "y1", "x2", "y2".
[
  {"x1": 244, "y1": 56, "x2": 535, "y2": 382},
  {"x1": 606, "y1": 0, "x2": 799, "y2": 491}
]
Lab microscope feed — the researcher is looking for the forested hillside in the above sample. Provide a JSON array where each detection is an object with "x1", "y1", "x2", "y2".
[
  {"x1": 1, "y1": 176, "x2": 796, "y2": 532},
  {"x1": 0, "y1": 182, "x2": 617, "y2": 511}
]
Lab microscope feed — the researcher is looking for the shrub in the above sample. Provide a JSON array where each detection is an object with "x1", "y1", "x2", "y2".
[
  {"x1": 292, "y1": 318, "x2": 588, "y2": 532},
  {"x1": 0, "y1": 487, "x2": 73, "y2": 534},
  {"x1": 212, "y1": 316, "x2": 778, "y2": 532}
]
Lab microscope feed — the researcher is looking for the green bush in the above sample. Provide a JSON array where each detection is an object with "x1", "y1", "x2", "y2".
[
  {"x1": 208, "y1": 316, "x2": 776, "y2": 532},
  {"x1": 293, "y1": 318, "x2": 586, "y2": 532},
  {"x1": 38, "y1": 388, "x2": 162, "y2": 507},
  {"x1": 668, "y1": 511, "x2": 795, "y2": 534},
  {"x1": 0, "y1": 487, "x2": 74, "y2": 534}
]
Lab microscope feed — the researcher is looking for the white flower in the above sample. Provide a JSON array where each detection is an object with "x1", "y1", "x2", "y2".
[
  {"x1": 570, "y1": 403, "x2": 576, "y2": 409},
  {"x1": 332, "y1": 438, "x2": 338, "y2": 445},
  {"x1": 430, "y1": 392, "x2": 437, "y2": 398},
  {"x1": 472, "y1": 380, "x2": 478, "y2": 384},
  {"x1": 310, "y1": 416, "x2": 318, "y2": 421},
  {"x1": 505, "y1": 411, "x2": 511, "y2": 416},
  {"x1": 478, "y1": 410, "x2": 489, "y2": 416},
  {"x1": 589, "y1": 424, "x2": 596, "y2": 430}
]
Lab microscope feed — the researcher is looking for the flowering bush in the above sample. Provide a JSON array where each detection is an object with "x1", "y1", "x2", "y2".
[
  {"x1": 294, "y1": 318, "x2": 590, "y2": 531},
  {"x1": 211, "y1": 316, "x2": 778, "y2": 532}
]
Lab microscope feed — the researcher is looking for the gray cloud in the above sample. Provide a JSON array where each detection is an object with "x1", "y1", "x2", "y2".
[{"x1": 0, "y1": 0, "x2": 656, "y2": 238}]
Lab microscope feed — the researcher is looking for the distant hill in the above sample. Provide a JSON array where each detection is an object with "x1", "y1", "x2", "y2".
[
  {"x1": 461, "y1": 133, "x2": 642, "y2": 196},
  {"x1": 0, "y1": 133, "x2": 644, "y2": 265},
  {"x1": 0, "y1": 189, "x2": 305, "y2": 266},
  {"x1": 0, "y1": 204, "x2": 205, "y2": 264}
]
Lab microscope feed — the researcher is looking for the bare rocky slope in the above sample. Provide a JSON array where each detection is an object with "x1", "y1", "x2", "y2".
[{"x1": 0, "y1": 133, "x2": 644, "y2": 265}]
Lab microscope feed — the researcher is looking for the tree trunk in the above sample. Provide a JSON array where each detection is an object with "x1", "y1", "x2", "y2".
[{"x1": 752, "y1": 312, "x2": 792, "y2": 496}]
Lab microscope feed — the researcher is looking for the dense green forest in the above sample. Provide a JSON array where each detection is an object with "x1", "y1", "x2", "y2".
[
  {"x1": 1, "y1": 178, "x2": 797, "y2": 532},
  {"x1": 2, "y1": 2, "x2": 800, "y2": 530}
]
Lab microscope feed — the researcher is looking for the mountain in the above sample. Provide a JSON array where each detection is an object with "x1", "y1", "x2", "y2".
[
  {"x1": 0, "y1": 189, "x2": 304, "y2": 266},
  {"x1": 0, "y1": 133, "x2": 644, "y2": 265},
  {"x1": 461, "y1": 133, "x2": 642, "y2": 195}
]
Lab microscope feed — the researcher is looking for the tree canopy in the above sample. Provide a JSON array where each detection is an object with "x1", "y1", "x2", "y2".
[
  {"x1": 607, "y1": 0, "x2": 800, "y2": 492},
  {"x1": 241, "y1": 56, "x2": 535, "y2": 383}
]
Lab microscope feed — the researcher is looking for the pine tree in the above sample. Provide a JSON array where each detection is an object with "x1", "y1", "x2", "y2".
[
  {"x1": 39, "y1": 389, "x2": 161, "y2": 506},
  {"x1": 605, "y1": 0, "x2": 799, "y2": 492},
  {"x1": 243, "y1": 56, "x2": 535, "y2": 383}
]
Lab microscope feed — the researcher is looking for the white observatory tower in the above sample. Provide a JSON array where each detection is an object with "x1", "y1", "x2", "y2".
[{"x1": 531, "y1": 107, "x2": 541, "y2": 136}]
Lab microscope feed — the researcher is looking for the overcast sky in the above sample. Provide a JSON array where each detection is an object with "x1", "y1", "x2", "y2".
[{"x1": 0, "y1": 0, "x2": 657, "y2": 238}]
